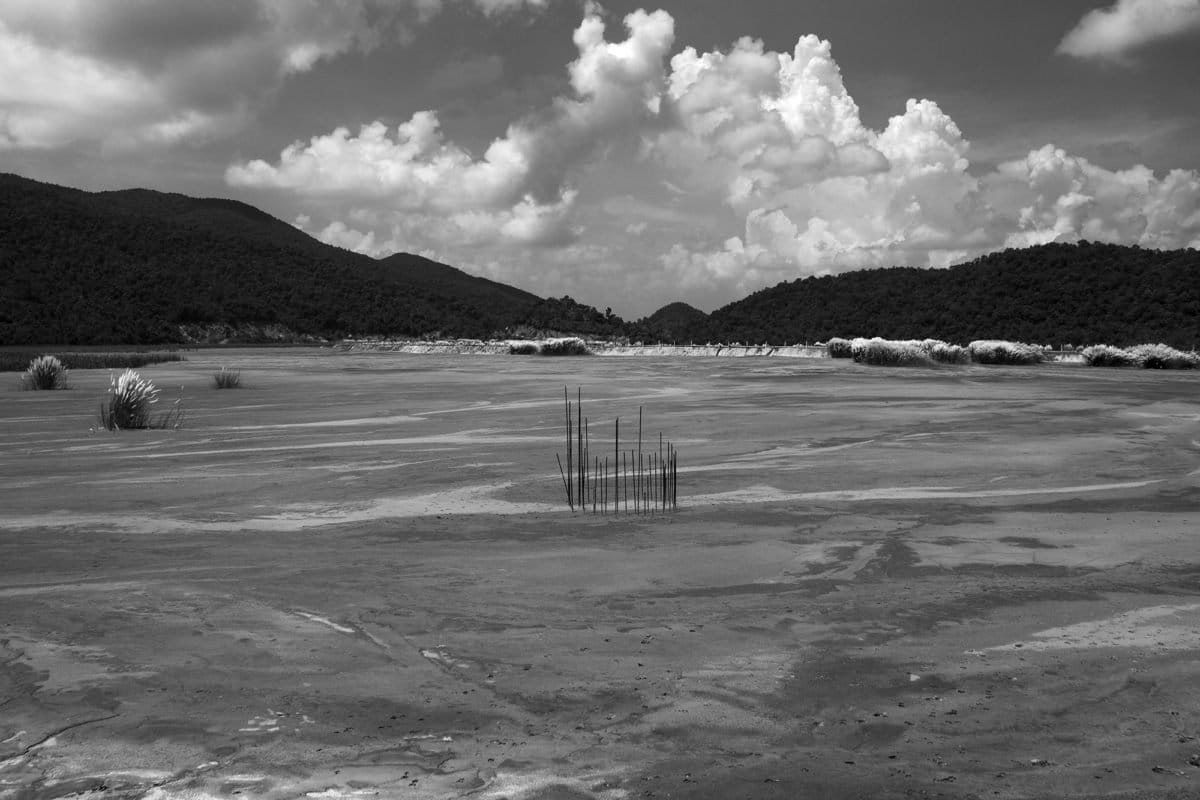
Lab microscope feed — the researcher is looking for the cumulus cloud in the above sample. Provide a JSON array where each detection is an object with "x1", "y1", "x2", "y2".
[
  {"x1": 0, "y1": 0, "x2": 554, "y2": 151},
  {"x1": 1058, "y1": 0, "x2": 1200, "y2": 60},
  {"x1": 221, "y1": 5, "x2": 1200, "y2": 312},
  {"x1": 648, "y1": 29, "x2": 1200, "y2": 301},
  {"x1": 229, "y1": 6, "x2": 674, "y2": 246}
]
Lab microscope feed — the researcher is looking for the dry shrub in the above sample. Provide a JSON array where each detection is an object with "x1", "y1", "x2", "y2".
[
  {"x1": 508, "y1": 341, "x2": 540, "y2": 355},
  {"x1": 539, "y1": 337, "x2": 590, "y2": 356},
  {"x1": 213, "y1": 366, "x2": 242, "y2": 388},
  {"x1": 1128, "y1": 343, "x2": 1198, "y2": 369},
  {"x1": 850, "y1": 337, "x2": 932, "y2": 366},
  {"x1": 826, "y1": 338, "x2": 854, "y2": 359},
  {"x1": 21, "y1": 355, "x2": 68, "y2": 390},
  {"x1": 98, "y1": 370, "x2": 185, "y2": 430},
  {"x1": 927, "y1": 341, "x2": 969, "y2": 364},
  {"x1": 968, "y1": 340, "x2": 1045, "y2": 365},
  {"x1": 1081, "y1": 344, "x2": 1137, "y2": 367}
]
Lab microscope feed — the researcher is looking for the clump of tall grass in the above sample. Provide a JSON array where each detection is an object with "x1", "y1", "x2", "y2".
[
  {"x1": 1081, "y1": 344, "x2": 1138, "y2": 367},
  {"x1": 927, "y1": 341, "x2": 970, "y2": 364},
  {"x1": 539, "y1": 337, "x2": 590, "y2": 356},
  {"x1": 826, "y1": 338, "x2": 853, "y2": 359},
  {"x1": 508, "y1": 341, "x2": 540, "y2": 355},
  {"x1": 0, "y1": 350, "x2": 185, "y2": 372},
  {"x1": 212, "y1": 366, "x2": 242, "y2": 388},
  {"x1": 967, "y1": 340, "x2": 1046, "y2": 365},
  {"x1": 20, "y1": 355, "x2": 69, "y2": 390},
  {"x1": 98, "y1": 370, "x2": 185, "y2": 430},
  {"x1": 850, "y1": 337, "x2": 932, "y2": 366},
  {"x1": 1128, "y1": 343, "x2": 1198, "y2": 369}
]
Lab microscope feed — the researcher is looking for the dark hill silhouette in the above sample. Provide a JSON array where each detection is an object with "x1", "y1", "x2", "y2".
[
  {"x1": 630, "y1": 302, "x2": 712, "y2": 343},
  {"x1": 706, "y1": 242, "x2": 1200, "y2": 349},
  {"x1": 3, "y1": 174, "x2": 1198, "y2": 348},
  {"x1": 0, "y1": 173, "x2": 542, "y2": 345}
]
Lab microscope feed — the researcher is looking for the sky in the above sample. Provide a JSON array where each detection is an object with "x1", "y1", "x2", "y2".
[{"x1": 2, "y1": 0, "x2": 1200, "y2": 318}]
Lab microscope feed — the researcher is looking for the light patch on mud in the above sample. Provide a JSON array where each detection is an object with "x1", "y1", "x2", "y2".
[
  {"x1": 134, "y1": 431, "x2": 556, "y2": 459},
  {"x1": 218, "y1": 415, "x2": 423, "y2": 430},
  {"x1": 0, "y1": 483, "x2": 558, "y2": 533},
  {"x1": 293, "y1": 611, "x2": 355, "y2": 634},
  {"x1": 477, "y1": 771, "x2": 628, "y2": 800},
  {"x1": 6, "y1": 637, "x2": 156, "y2": 691},
  {"x1": 692, "y1": 479, "x2": 1162, "y2": 505},
  {"x1": 986, "y1": 604, "x2": 1200, "y2": 652}
]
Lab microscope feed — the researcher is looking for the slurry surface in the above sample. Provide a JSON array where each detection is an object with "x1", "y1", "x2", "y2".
[{"x1": 2, "y1": 349, "x2": 1199, "y2": 799}]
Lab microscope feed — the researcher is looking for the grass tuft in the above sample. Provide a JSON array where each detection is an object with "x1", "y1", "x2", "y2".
[
  {"x1": 508, "y1": 341, "x2": 541, "y2": 355},
  {"x1": 98, "y1": 369, "x2": 185, "y2": 430},
  {"x1": 212, "y1": 366, "x2": 242, "y2": 388},
  {"x1": 967, "y1": 340, "x2": 1046, "y2": 365},
  {"x1": 1081, "y1": 344, "x2": 1137, "y2": 367},
  {"x1": 21, "y1": 355, "x2": 69, "y2": 390},
  {"x1": 539, "y1": 337, "x2": 590, "y2": 356},
  {"x1": 826, "y1": 338, "x2": 853, "y2": 359},
  {"x1": 1127, "y1": 343, "x2": 1198, "y2": 369},
  {"x1": 850, "y1": 338, "x2": 932, "y2": 366},
  {"x1": 927, "y1": 341, "x2": 970, "y2": 364}
]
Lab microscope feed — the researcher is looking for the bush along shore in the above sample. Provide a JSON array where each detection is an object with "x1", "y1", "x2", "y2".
[{"x1": 334, "y1": 336, "x2": 1197, "y2": 367}]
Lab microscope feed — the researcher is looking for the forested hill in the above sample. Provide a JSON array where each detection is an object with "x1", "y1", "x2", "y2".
[
  {"x1": 0, "y1": 173, "x2": 543, "y2": 345},
  {"x1": 706, "y1": 243, "x2": 1200, "y2": 349},
  {"x1": 3, "y1": 173, "x2": 1198, "y2": 347}
]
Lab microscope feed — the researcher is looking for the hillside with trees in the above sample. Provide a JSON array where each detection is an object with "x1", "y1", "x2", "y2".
[
  {"x1": 0, "y1": 174, "x2": 542, "y2": 345},
  {"x1": 704, "y1": 243, "x2": 1200, "y2": 349},
  {"x1": 2, "y1": 174, "x2": 1197, "y2": 348}
]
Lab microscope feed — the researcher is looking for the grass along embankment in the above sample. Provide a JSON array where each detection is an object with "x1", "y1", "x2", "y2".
[{"x1": 0, "y1": 348, "x2": 186, "y2": 372}]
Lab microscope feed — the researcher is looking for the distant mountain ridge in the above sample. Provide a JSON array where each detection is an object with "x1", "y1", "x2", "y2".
[{"x1": 2, "y1": 173, "x2": 1197, "y2": 347}]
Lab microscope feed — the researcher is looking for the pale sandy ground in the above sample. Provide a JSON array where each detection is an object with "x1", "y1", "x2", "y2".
[{"x1": 2, "y1": 350, "x2": 1199, "y2": 799}]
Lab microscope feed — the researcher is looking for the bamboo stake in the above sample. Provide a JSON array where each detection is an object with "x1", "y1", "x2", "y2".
[
  {"x1": 556, "y1": 453, "x2": 570, "y2": 509},
  {"x1": 577, "y1": 389, "x2": 583, "y2": 508},
  {"x1": 614, "y1": 417, "x2": 619, "y2": 516},
  {"x1": 637, "y1": 407, "x2": 643, "y2": 516},
  {"x1": 564, "y1": 388, "x2": 572, "y2": 510}
]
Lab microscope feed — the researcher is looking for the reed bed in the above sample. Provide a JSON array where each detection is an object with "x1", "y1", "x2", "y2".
[
  {"x1": 850, "y1": 338, "x2": 932, "y2": 366},
  {"x1": 97, "y1": 369, "x2": 185, "y2": 431},
  {"x1": 1080, "y1": 344, "x2": 1138, "y2": 367},
  {"x1": 928, "y1": 341, "x2": 970, "y2": 364},
  {"x1": 539, "y1": 338, "x2": 591, "y2": 356},
  {"x1": 20, "y1": 355, "x2": 69, "y2": 390},
  {"x1": 0, "y1": 350, "x2": 185, "y2": 372},
  {"x1": 1083, "y1": 343, "x2": 1198, "y2": 369},
  {"x1": 967, "y1": 340, "x2": 1046, "y2": 365},
  {"x1": 212, "y1": 366, "x2": 243, "y2": 388},
  {"x1": 556, "y1": 388, "x2": 678, "y2": 514},
  {"x1": 826, "y1": 338, "x2": 853, "y2": 359}
]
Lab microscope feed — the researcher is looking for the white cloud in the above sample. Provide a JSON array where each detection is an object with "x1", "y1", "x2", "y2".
[
  {"x1": 645, "y1": 28, "x2": 1200, "y2": 304},
  {"x1": 229, "y1": 6, "x2": 674, "y2": 247},
  {"x1": 227, "y1": 6, "x2": 1200, "y2": 315},
  {"x1": 0, "y1": 0, "x2": 555, "y2": 151},
  {"x1": 1058, "y1": 0, "x2": 1200, "y2": 60}
]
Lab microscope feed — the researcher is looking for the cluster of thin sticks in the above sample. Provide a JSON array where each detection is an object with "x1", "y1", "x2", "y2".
[{"x1": 555, "y1": 388, "x2": 678, "y2": 514}]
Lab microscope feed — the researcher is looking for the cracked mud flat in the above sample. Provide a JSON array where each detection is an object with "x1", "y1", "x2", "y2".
[{"x1": 2, "y1": 349, "x2": 1200, "y2": 799}]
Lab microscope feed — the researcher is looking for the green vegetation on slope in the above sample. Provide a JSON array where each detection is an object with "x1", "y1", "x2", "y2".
[
  {"x1": 706, "y1": 242, "x2": 1200, "y2": 349},
  {"x1": 0, "y1": 174, "x2": 542, "y2": 345},
  {"x1": 4, "y1": 174, "x2": 1198, "y2": 348}
]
